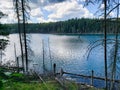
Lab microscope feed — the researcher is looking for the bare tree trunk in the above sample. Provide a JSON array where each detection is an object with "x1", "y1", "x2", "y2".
[
  {"x1": 42, "y1": 40, "x2": 45, "y2": 74},
  {"x1": 104, "y1": 0, "x2": 108, "y2": 90},
  {"x1": 0, "y1": 42, "x2": 3, "y2": 65},
  {"x1": 14, "y1": 43, "x2": 17, "y2": 65},
  {"x1": 48, "y1": 38, "x2": 52, "y2": 71},
  {"x1": 21, "y1": 0, "x2": 28, "y2": 72},
  {"x1": 18, "y1": 24, "x2": 25, "y2": 72},
  {"x1": 14, "y1": 0, "x2": 25, "y2": 72}
]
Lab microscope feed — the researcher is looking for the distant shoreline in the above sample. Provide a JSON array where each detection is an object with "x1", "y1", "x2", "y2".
[
  {"x1": 49, "y1": 33, "x2": 118, "y2": 36},
  {"x1": 10, "y1": 33, "x2": 119, "y2": 36}
]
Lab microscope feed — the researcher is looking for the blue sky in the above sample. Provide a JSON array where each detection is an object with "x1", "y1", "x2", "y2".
[{"x1": 0, "y1": 0, "x2": 117, "y2": 23}]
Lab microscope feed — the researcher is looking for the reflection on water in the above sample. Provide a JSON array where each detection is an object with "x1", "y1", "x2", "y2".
[
  {"x1": 3, "y1": 34, "x2": 120, "y2": 78},
  {"x1": 2, "y1": 34, "x2": 105, "y2": 75}
]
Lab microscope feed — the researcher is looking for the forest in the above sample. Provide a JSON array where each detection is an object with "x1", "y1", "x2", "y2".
[{"x1": 4, "y1": 18, "x2": 118, "y2": 34}]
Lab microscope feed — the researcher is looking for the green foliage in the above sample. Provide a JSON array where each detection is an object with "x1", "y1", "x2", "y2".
[
  {"x1": 5, "y1": 18, "x2": 118, "y2": 34},
  {"x1": 0, "y1": 69, "x2": 8, "y2": 80},
  {"x1": 66, "y1": 82, "x2": 78, "y2": 90},
  {"x1": 0, "y1": 11, "x2": 9, "y2": 55},
  {"x1": 9, "y1": 73, "x2": 25, "y2": 82},
  {"x1": 0, "y1": 11, "x2": 9, "y2": 36},
  {"x1": 3, "y1": 81, "x2": 63, "y2": 90},
  {"x1": 0, "y1": 24, "x2": 9, "y2": 35},
  {"x1": 0, "y1": 39, "x2": 9, "y2": 50},
  {"x1": 0, "y1": 80, "x2": 3, "y2": 89},
  {"x1": 2, "y1": 80, "x2": 105, "y2": 90},
  {"x1": 10, "y1": 73, "x2": 24, "y2": 77}
]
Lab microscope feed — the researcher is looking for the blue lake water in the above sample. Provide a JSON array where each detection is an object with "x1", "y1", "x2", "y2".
[{"x1": 2, "y1": 34, "x2": 120, "y2": 88}]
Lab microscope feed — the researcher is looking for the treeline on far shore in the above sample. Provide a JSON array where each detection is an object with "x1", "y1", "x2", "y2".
[{"x1": 1, "y1": 18, "x2": 119, "y2": 34}]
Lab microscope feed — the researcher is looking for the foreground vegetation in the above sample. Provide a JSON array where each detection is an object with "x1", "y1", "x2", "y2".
[
  {"x1": 2, "y1": 81, "x2": 63, "y2": 90},
  {"x1": 0, "y1": 67, "x2": 105, "y2": 90},
  {"x1": 2, "y1": 81, "x2": 105, "y2": 90}
]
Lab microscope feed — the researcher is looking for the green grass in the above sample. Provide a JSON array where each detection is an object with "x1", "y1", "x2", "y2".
[
  {"x1": 65, "y1": 81, "x2": 78, "y2": 90},
  {"x1": 0, "y1": 68, "x2": 105, "y2": 90},
  {"x1": 2, "y1": 81, "x2": 63, "y2": 90},
  {"x1": 2, "y1": 81, "x2": 105, "y2": 90},
  {"x1": 0, "y1": 78, "x2": 107, "y2": 90}
]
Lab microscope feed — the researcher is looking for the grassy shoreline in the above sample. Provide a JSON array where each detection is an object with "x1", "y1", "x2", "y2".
[{"x1": 0, "y1": 67, "x2": 105, "y2": 90}]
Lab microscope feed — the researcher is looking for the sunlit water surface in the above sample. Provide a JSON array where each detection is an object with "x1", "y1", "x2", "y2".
[{"x1": 2, "y1": 34, "x2": 120, "y2": 88}]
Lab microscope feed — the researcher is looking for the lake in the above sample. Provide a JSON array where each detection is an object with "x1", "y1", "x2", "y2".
[{"x1": 2, "y1": 34, "x2": 120, "y2": 87}]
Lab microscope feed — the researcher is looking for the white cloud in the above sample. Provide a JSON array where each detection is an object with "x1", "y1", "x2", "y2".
[
  {"x1": 31, "y1": 8, "x2": 43, "y2": 17},
  {"x1": 100, "y1": 4, "x2": 104, "y2": 10},
  {"x1": 44, "y1": 0, "x2": 94, "y2": 22},
  {"x1": 109, "y1": 12, "x2": 116, "y2": 17},
  {"x1": 77, "y1": 0, "x2": 85, "y2": 2},
  {"x1": 29, "y1": 2, "x2": 38, "y2": 9},
  {"x1": 0, "y1": 0, "x2": 17, "y2": 23},
  {"x1": 0, "y1": 0, "x2": 94, "y2": 23},
  {"x1": 37, "y1": 17, "x2": 56, "y2": 23},
  {"x1": 0, "y1": 0, "x2": 13, "y2": 10}
]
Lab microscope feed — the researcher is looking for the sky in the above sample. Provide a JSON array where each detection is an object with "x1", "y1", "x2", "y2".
[{"x1": 0, "y1": 0, "x2": 116, "y2": 23}]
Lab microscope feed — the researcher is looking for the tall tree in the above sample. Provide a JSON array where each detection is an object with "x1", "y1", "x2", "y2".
[
  {"x1": 103, "y1": 1, "x2": 108, "y2": 89},
  {"x1": 13, "y1": 0, "x2": 30, "y2": 72},
  {"x1": 13, "y1": 0, "x2": 25, "y2": 72},
  {"x1": 21, "y1": 0, "x2": 29, "y2": 72}
]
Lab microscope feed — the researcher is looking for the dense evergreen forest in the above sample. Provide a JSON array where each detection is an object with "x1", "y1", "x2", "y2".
[{"x1": 3, "y1": 18, "x2": 118, "y2": 34}]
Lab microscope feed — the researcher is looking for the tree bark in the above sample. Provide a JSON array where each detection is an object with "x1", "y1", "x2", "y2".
[
  {"x1": 21, "y1": 0, "x2": 28, "y2": 72},
  {"x1": 15, "y1": 0, "x2": 25, "y2": 72},
  {"x1": 104, "y1": 0, "x2": 108, "y2": 90}
]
